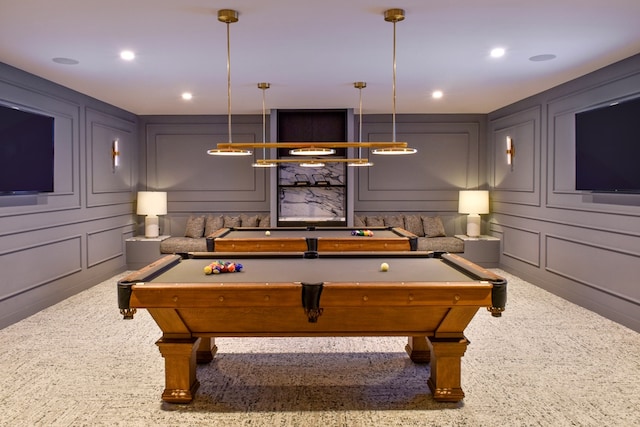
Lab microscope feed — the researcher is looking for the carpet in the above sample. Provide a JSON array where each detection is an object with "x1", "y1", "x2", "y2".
[{"x1": 0, "y1": 269, "x2": 638, "y2": 426}]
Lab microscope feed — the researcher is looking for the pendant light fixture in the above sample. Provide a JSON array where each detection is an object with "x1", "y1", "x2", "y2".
[
  {"x1": 372, "y1": 9, "x2": 417, "y2": 155},
  {"x1": 207, "y1": 9, "x2": 252, "y2": 156},
  {"x1": 210, "y1": 7, "x2": 415, "y2": 165},
  {"x1": 349, "y1": 81, "x2": 374, "y2": 167},
  {"x1": 252, "y1": 82, "x2": 277, "y2": 168}
]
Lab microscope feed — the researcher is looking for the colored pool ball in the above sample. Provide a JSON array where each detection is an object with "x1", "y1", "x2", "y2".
[{"x1": 380, "y1": 262, "x2": 389, "y2": 272}]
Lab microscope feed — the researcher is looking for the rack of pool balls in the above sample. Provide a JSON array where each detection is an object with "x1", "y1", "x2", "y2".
[
  {"x1": 203, "y1": 260, "x2": 243, "y2": 275},
  {"x1": 351, "y1": 229, "x2": 374, "y2": 237}
]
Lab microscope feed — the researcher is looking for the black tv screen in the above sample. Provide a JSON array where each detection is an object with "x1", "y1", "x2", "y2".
[
  {"x1": 0, "y1": 104, "x2": 55, "y2": 194},
  {"x1": 575, "y1": 97, "x2": 640, "y2": 193}
]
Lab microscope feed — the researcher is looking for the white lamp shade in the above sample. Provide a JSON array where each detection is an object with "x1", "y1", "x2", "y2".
[
  {"x1": 136, "y1": 191, "x2": 167, "y2": 216},
  {"x1": 458, "y1": 190, "x2": 489, "y2": 215}
]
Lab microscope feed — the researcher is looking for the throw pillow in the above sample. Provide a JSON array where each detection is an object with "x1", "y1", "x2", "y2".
[
  {"x1": 366, "y1": 216, "x2": 385, "y2": 226},
  {"x1": 223, "y1": 215, "x2": 241, "y2": 228},
  {"x1": 240, "y1": 214, "x2": 259, "y2": 227},
  {"x1": 258, "y1": 214, "x2": 271, "y2": 228},
  {"x1": 422, "y1": 216, "x2": 446, "y2": 237},
  {"x1": 384, "y1": 215, "x2": 405, "y2": 229},
  {"x1": 404, "y1": 214, "x2": 424, "y2": 237},
  {"x1": 184, "y1": 215, "x2": 205, "y2": 238},
  {"x1": 204, "y1": 214, "x2": 224, "y2": 236}
]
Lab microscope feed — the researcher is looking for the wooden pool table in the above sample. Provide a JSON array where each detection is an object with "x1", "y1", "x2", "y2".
[
  {"x1": 118, "y1": 251, "x2": 506, "y2": 404},
  {"x1": 206, "y1": 226, "x2": 418, "y2": 252}
]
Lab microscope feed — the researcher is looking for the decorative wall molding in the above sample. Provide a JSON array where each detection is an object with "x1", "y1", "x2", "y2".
[
  {"x1": 489, "y1": 105, "x2": 541, "y2": 206},
  {"x1": 545, "y1": 234, "x2": 640, "y2": 305}
]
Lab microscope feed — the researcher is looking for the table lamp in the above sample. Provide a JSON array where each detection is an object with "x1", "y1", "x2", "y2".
[
  {"x1": 458, "y1": 190, "x2": 489, "y2": 238},
  {"x1": 136, "y1": 191, "x2": 167, "y2": 238}
]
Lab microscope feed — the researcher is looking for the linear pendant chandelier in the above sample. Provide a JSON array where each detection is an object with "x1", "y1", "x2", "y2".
[{"x1": 208, "y1": 8, "x2": 416, "y2": 165}]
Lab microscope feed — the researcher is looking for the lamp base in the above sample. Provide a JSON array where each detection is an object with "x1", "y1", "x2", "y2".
[
  {"x1": 144, "y1": 215, "x2": 160, "y2": 238},
  {"x1": 465, "y1": 214, "x2": 481, "y2": 238}
]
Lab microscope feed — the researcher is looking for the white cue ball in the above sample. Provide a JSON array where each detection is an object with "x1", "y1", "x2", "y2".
[
  {"x1": 380, "y1": 262, "x2": 389, "y2": 272},
  {"x1": 265, "y1": 230, "x2": 271, "y2": 236}
]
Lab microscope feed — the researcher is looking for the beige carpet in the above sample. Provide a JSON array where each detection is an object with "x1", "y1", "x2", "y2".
[{"x1": 0, "y1": 269, "x2": 638, "y2": 426}]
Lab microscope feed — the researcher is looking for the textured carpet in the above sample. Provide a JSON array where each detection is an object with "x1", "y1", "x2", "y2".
[{"x1": 0, "y1": 269, "x2": 638, "y2": 426}]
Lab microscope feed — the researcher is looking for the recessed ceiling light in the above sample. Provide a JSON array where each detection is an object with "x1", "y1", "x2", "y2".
[
  {"x1": 181, "y1": 92, "x2": 193, "y2": 100},
  {"x1": 432, "y1": 90, "x2": 443, "y2": 99},
  {"x1": 529, "y1": 54, "x2": 557, "y2": 62},
  {"x1": 52, "y1": 57, "x2": 79, "y2": 65},
  {"x1": 120, "y1": 50, "x2": 135, "y2": 61},
  {"x1": 490, "y1": 47, "x2": 506, "y2": 58}
]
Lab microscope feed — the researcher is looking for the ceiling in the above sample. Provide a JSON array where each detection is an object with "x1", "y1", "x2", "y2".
[{"x1": 2, "y1": 0, "x2": 640, "y2": 116}]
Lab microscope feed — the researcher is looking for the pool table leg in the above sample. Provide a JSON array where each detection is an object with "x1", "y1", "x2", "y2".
[
  {"x1": 156, "y1": 337, "x2": 201, "y2": 403},
  {"x1": 427, "y1": 337, "x2": 469, "y2": 402},
  {"x1": 405, "y1": 336, "x2": 431, "y2": 363},
  {"x1": 196, "y1": 337, "x2": 218, "y2": 364}
]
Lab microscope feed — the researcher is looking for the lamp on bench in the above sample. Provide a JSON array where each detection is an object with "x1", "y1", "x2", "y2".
[
  {"x1": 137, "y1": 191, "x2": 167, "y2": 238},
  {"x1": 458, "y1": 190, "x2": 489, "y2": 238}
]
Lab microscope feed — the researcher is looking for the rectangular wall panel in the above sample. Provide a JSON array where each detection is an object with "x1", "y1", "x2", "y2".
[
  {"x1": 489, "y1": 106, "x2": 541, "y2": 206},
  {"x1": 87, "y1": 108, "x2": 137, "y2": 206},
  {"x1": 87, "y1": 226, "x2": 125, "y2": 268},
  {"x1": 545, "y1": 235, "x2": 639, "y2": 304},
  {"x1": 0, "y1": 237, "x2": 82, "y2": 301},
  {"x1": 502, "y1": 224, "x2": 540, "y2": 267}
]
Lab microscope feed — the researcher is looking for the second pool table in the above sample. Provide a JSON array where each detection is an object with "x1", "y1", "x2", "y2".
[
  {"x1": 118, "y1": 251, "x2": 506, "y2": 404},
  {"x1": 206, "y1": 226, "x2": 418, "y2": 252}
]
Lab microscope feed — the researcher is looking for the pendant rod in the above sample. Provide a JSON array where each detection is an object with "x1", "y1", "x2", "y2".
[
  {"x1": 392, "y1": 18, "x2": 397, "y2": 143},
  {"x1": 225, "y1": 20, "x2": 232, "y2": 143}
]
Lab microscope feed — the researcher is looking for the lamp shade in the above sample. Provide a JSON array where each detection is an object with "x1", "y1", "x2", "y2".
[
  {"x1": 458, "y1": 190, "x2": 489, "y2": 215},
  {"x1": 137, "y1": 191, "x2": 167, "y2": 216}
]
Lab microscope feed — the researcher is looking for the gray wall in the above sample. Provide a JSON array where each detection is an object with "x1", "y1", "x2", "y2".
[
  {"x1": 139, "y1": 113, "x2": 487, "y2": 234},
  {"x1": 488, "y1": 53, "x2": 640, "y2": 332},
  {"x1": 138, "y1": 115, "x2": 270, "y2": 235},
  {"x1": 0, "y1": 62, "x2": 137, "y2": 329},
  {"x1": 355, "y1": 113, "x2": 488, "y2": 215}
]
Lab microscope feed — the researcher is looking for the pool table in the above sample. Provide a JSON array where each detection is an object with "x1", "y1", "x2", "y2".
[
  {"x1": 206, "y1": 226, "x2": 418, "y2": 252},
  {"x1": 118, "y1": 251, "x2": 506, "y2": 404}
]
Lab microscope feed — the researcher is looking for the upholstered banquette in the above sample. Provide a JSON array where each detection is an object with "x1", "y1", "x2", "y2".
[{"x1": 159, "y1": 212, "x2": 464, "y2": 254}]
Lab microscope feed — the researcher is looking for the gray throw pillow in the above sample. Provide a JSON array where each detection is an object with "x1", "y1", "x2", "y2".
[
  {"x1": 366, "y1": 216, "x2": 385, "y2": 226},
  {"x1": 204, "y1": 214, "x2": 224, "y2": 236},
  {"x1": 185, "y1": 215, "x2": 205, "y2": 238},
  {"x1": 422, "y1": 216, "x2": 446, "y2": 237},
  {"x1": 223, "y1": 215, "x2": 241, "y2": 228},
  {"x1": 240, "y1": 214, "x2": 259, "y2": 227},
  {"x1": 404, "y1": 214, "x2": 424, "y2": 236},
  {"x1": 384, "y1": 215, "x2": 405, "y2": 229}
]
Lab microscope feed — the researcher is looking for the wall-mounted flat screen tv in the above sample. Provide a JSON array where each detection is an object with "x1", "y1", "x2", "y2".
[
  {"x1": 0, "y1": 104, "x2": 55, "y2": 194},
  {"x1": 575, "y1": 97, "x2": 640, "y2": 193}
]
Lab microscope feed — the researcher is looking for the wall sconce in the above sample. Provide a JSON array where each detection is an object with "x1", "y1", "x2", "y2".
[
  {"x1": 506, "y1": 136, "x2": 515, "y2": 168},
  {"x1": 136, "y1": 191, "x2": 167, "y2": 238},
  {"x1": 111, "y1": 139, "x2": 120, "y2": 171},
  {"x1": 458, "y1": 190, "x2": 489, "y2": 237}
]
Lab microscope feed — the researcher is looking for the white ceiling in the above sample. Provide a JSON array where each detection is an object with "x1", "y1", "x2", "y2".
[{"x1": 2, "y1": 0, "x2": 640, "y2": 116}]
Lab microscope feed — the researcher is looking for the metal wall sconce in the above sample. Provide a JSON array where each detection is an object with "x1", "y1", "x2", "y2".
[
  {"x1": 111, "y1": 139, "x2": 120, "y2": 172},
  {"x1": 506, "y1": 136, "x2": 515, "y2": 169}
]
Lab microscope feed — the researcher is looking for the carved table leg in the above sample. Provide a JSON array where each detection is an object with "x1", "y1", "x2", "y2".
[
  {"x1": 427, "y1": 337, "x2": 469, "y2": 402},
  {"x1": 156, "y1": 337, "x2": 201, "y2": 403},
  {"x1": 405, "y1": 336, "x2": 431, "y2": 363},
  {"x1": 196, "y1": 336, "x2": 218, "y2": 364}
]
